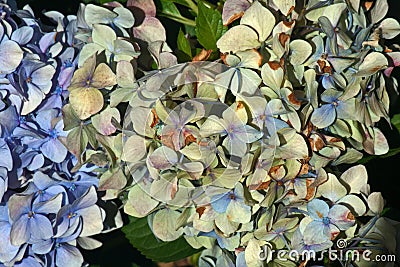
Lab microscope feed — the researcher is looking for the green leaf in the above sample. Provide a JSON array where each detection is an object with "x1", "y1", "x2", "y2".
[
  {"x1": 164, "y1": 0, "x2": 198, "y2": 14},
  {"x1": 358, "y1": 147, "x2": 400, "y2": 164},
  {"x1": 62, "y1": 104, "x2": 81, "y2": 131},
  {"x1": 177, "y1": 28, "x2": 192, "y2": 57},
  {"x1": 157, "y1": 0, "x2": 182, "y2": 18},
  {"x1": 83, "y1": 124, "x2": 99, "y2": 149},
  {"x1": 122, "y1": 216, "x2": 201, "y2": 262},
  {"x1": 195, "y1": 1, "x2": 226, "y2": 51},
  {"x1": 156, "y1": 0, "x2": 196, "y2": 26},
  {"x1": 66, "y1": 125, "x2": 88, "y2": 166},
  {"x1": 392, "y1": 113, "x2": 400, "y2": 133}
]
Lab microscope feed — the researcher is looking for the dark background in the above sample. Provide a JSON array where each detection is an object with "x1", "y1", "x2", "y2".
[{"x1": 12, "y1": 0, "x2": 400, "y2": 266}]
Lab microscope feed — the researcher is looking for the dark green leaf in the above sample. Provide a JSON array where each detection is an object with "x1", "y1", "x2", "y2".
[
  {"x1": 83, "y1": 124, "x2": 99, "y2": 149},
  {"x1": 62, "y1": 104, "x2": 81, "y2": 131},
  {"x1": 177, "y1": 28, "x2": 192, "y2": 57},
  {"x1": 96, "y1": 134, "x2": 118, "y2": 167},
  {"x1": 357, "y1": 147, "x2": 400, "y2": 164},
  {"x1": 164, "y1": 0, "x2": 195, "y2": 10},
  {"x1": 122, "y1": 216, "x2": 201, "y2": 262},
  {"x1": 157, "y1": 0, "x2": 182, "y2": 18},
  {"x1": 66, "y1": 126, "x2": 88, "y2": 167},
  {"x1": 392, "y1": 114, "x2": 400, "y2": 133},
  {"x1": 195, "y1": 1, "x2": 226, "y2": 51}
]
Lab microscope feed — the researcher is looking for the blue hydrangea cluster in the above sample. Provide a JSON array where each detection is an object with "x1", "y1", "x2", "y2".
[{"x1": 0, "y1": 2, "x2": 105, "y2": 266}]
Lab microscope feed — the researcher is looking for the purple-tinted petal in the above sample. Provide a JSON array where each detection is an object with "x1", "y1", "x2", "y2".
[
  {"x1": 0, "y1": 222, "x2": 20, "y2": 263},
  {"x1": 55, "y1": 244, "x2": 83, "y2": 267},
  {"x1": 11, "y1": 26, "x2": 34, "y2": 45},
  {"x1": 10, "y1": 215, "x2": 30, "y2": 246},
  {"x1": 29, "y1": 214, "x2": 53, "y2": 240},
  {"x1": 222, "y1": 0, "x2": 251, "y2": 25},
  {"x1": 14, "y1": 256, "x2": 43, "y2": 267},
  {"x1": 72, "y1": 186, "x2": 98, "y2": 210},
  {"x1": 8, "y1": 194, "x2": 33, "y2": 222},
  {"x1": 35, "y1": 109, "x2": 58, "y2": 130},
  {"x1": 33, "y1": 171, "x2": 56, "y2": 190},
  {"x1": 58, "y1": 67, "x2": 75, "y2": 88},
  {"x1": 0, "y1": 139, "x2": 13, "y2": 171},
  {"x1": 39, "y1": 32, "x2": 57, "y2": 53},
  {"x1": 33, "y1": 194, "x2": 62, "y2": 215},
  {"x1": 127, "y1": 0, "x2": 156, "y2": 17},
  {"x1": 40, "y1": 138, "x2": 68, "y2": 163},
  {"x1": 0, "y1": 105, "x2": 19, "y2": 135},
  {"x1": 31, "y1": 238, "x2": 53, "y2": 255},
  {"x1": 148, "y1": 146, "x2": 178, "y2": 170},
  {"x1": 310, "y1": 104, "x2": 336, "y2": 128}
]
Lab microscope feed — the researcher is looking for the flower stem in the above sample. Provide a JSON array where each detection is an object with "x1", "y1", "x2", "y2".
[
  {"x1": 159, "y1": 13, "x2": 196, "y2": 27},
  {"x1": 185, "y1": 0, "x2": 198, "y2": 15}
]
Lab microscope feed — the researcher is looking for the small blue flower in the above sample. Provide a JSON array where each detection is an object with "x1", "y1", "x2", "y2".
[
  {"x1": 8, "y1": 193, "x2": 62, "y2": 246},
  {"x1": 55, "y1": 186, "x2": 103, "y2": 238},
  {"x1": 303, "y1": 199, "x2": 355, "y2": 244}
]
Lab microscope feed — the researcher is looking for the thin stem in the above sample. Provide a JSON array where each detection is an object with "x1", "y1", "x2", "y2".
[
  {"x1": 185, "y1": 0, "x2": 198, "y2": 15},
  {"x1": 348, "y1": 215, "x2": 379, "y2": 248},
  {"x1": 159, "y1": 13, "x2": 196, "y2": 27}
]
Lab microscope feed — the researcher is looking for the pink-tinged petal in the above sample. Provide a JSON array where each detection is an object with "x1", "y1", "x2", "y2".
[
  {"x1": 158, "y1": 52, "x2": 178, "y2": 69},
  {"x1": 384, "y1": 67, "x2": 394, "y2": 77},
  {"x1": 127, "y1": 0, "x2": 156, "y2": 17},
  {"x1": 328, "y1": 224, "x2": 340, "y2": 240},
  {"x1": 222, "y1": 0, "x2": 251, "y2": 26},
  {"x1": 58, "y1": 67, "x2": 75, "y2": 88},
  {"x1": 91, "y1": 107, "x2": 120, "y2": 136},
  {"x1": 132, "y1": 17, "x2": 166, "y2": 43},
  {"x1": 148, "y1": 146, "x2": 178, "y2": 170},
  {"x1": 387, "y1": 52, "x2": 400, "y2": 66},
  {"x1": 8, "y1": 194, "x2": 33, "y2": 222},
  {"x1": 329, "y1": 204, "x2": 355, "y2": 230}
]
